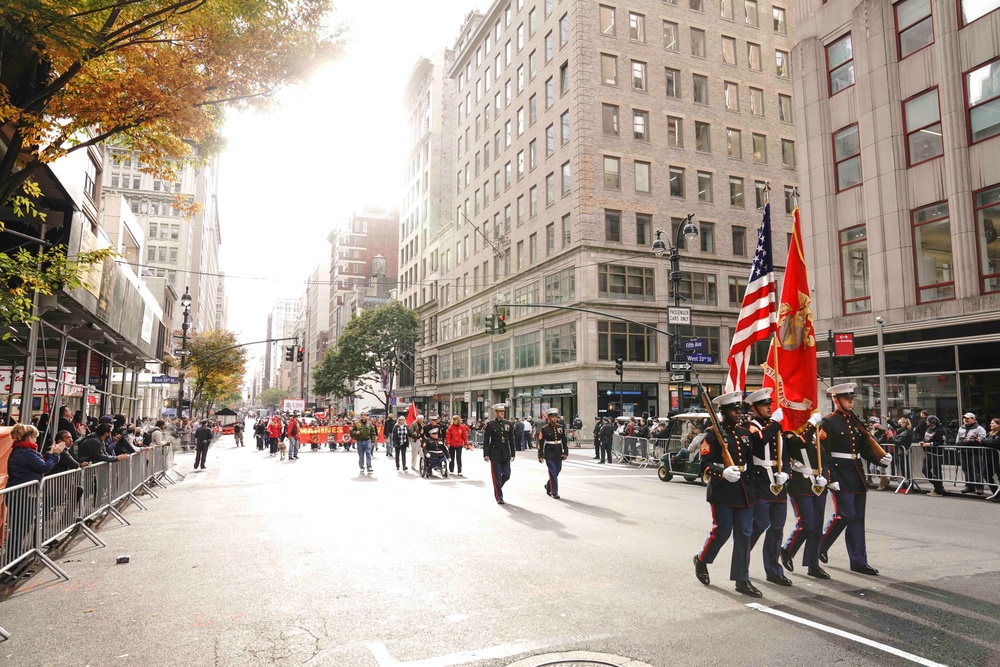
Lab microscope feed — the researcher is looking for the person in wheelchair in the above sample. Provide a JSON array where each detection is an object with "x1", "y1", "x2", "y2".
[{"x1": 421, "y1": 420, "x2": 449, "y2": 478}]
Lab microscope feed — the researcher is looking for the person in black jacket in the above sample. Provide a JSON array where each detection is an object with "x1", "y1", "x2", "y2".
[
  {"x1": 47, "y1": 430, "x2": 84, "y2": 475},
  {"x1": 983, "y1": 417, "x2": 999, "y2": 502},
  {"x1": 889, "y1": 417, "x2": 913, "y2": 487},
  {"x1": 77, "y1": 424, "x2": 127, "y2": 464},
  {"x1": 920, "y1": 415, "x2": 947, "y2": 496},
  {"x1": 693, "y1": 391, "x2": 761, "y2": 597},
  {"x1": 598, "y1": 418, "x2": 616, "y2": 464},
  {"x1": 592, "y1": 417, "x2": 603, "y2": 460},
  {"x1": 483, "y1": 404, "x2": 516, "y2": 504},
  {"x1": 745, "y1": 389, "x2": 791, "y2": 587},
  {"x1": 57, "y1": 406, "x2": 76, "y2": 438}
]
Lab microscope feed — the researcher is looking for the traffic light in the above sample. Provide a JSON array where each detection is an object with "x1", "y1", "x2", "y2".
[
  {"x1": 285, "y1": 345, "x2": 295, "y2": 362},
  {"x1": 247, "y1": 392, "x2": 251, "y2": 400},
  {"x1": 615, "y1": 356, "x2": 624, "y2": 378},
  {"x1": 496, "y1": 306, "x2": 508, "y2": 334},
  {"x1": 296, "y1": 346, "x2": 304, "y2": 362},
  {"x1": 485, "y1": 314, "x2": 496, "y2": 333}
]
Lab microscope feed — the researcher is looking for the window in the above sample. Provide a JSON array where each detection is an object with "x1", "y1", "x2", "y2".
[
  {"x1": 667, "y1": 116, "x2": 682, "y2": 146},
  {"x1": 632, "y1": 60, "x2": 647, "y2": 90},
  {"x1": 784, "y1": 185, "x2": 796, "y2": 214},
  {"x1": 505, "y1": 161, "x2": 512, "y2": 188},
  {"x1": 693, "y1": 74, "x2": 709, "y2": 103},
  {"x1": 514, "y1": 331, "x2": 541, "y2": 369},
  {"x1": 517, "y1": 23, "x2": 525, "y2": 51},
  {"x1": 517, "y1": 65, "x2": 524, "y2": 92},
  {"x1": 834, "y1": 124, "x2": 862, "y2": 191},
  {"x1": 561, "y1": 111, "x2": 570, "y2": 144},
  {"x1": 83, "y1": 155, "x2": 98, "y2": 200},
  {"x1": 636, "y1": 213, "x2": 651, "y2": 245},
  {"x1": 529, "y1": 94, "x2": 537, "y2": 124},
  {"x1": 689, "y1": 0, "x2": 704, "y2": 10},
  {"x1": 493, "y1": 341, "x2": 511, "y2": 373},
  {"x1": 665, "y1": 67, "x2": 680, "y2": 97},
  {"x1": 546, "y1": 222, "x2": 555, "y2": 254},
  {"x1": 967, "y1": 60, "x2": 1000, "y2": 143},
  {"x1": 601, "y1": 53, "x2": 618, "y2": 85},
  {"x1": 754, "y1": 180, "x2": 768, "y2": 209},
  {"x1": 600, "y1": 5, "x2": 616, "y2": 34},
  {"x1": 669, "y1": 166, "x2": 685, "y2": 197},
  {"x1": 827, "y1": 34, "x2": 855, "y2": 96},
  {"x1": 562, "y1": 214, "x2": 572, "y2": 247},
  {"x1": 634, "y1": 109, "x2": 649, "y2": 140},
  {"x1": 750, "y1": 87, "x2": 764, "y2": 116},
  {"x1": 697, "y1": 171, "x2": 713, "y2": 202},
  {"x1": 691, "y1": 28, "x2": 706, "y2": 57},
  {"x1": 605, "y1": 209, "x2": 622, "y2": 241},
  {"x1": 545, "y1": 323, "x2": 577, "y2": 364},
  {"x1": 732, "y1": 226, "x2": 746, "y2": 256},
  {"x1": 529, "y1": 139, "x2": 537, "y2": 168},
  {"x1": 546, "y1": 124, "x2": 555, "y2": 155},
  {"x1": 598, "y1": 265, "x2": 656, "y2": 301},
  {"x1": 744, "y1": 0, "x2": 758, "y2": 26},
  {"x1": 604, "y1": 156, "x2": 621, "y2": 188},
  {"x1": 748, "y1": 42, "x2": 761, "y2": 70},
  {"x1": 530, "y1": 185, "x2": 538, "y2": 215},
  {"x1": 472, "y1": 344, "x2": 491, "y2": 376},
  {"x1": 664, "y1": 21, "x2": 679, "y2": 50},
  {"x1": 773, "y1": 6, "x2": 786, "y2": 33},
  {"x1": 910, "y1": 201, "x2": 955, "y2": 303},
  {"x1": 727, "y1": 127, "x2": 742, "y2": 157},
  {"x1": 675, "y1": 272, "x2": 717, "y2": 305},
  {"x1": 903, "y1": 88, "x2": 944, "y2": 166},
  {"x1": 545, "y1": 31, "x2": 554, "y2": 60},
  {"x1": 781, "y1": 138, "x2": 796, "y2": 169},
  {"x1": 505, "y1": 120, "x2": 512, "y2": 146},
  {"x1": 560, "y1": 13, "x2": 569, "y2": 45},
  {"x1": 561, "y1": 161, "x2": 571, "y2": 195},
  {"x1": 597, "y1": 320, "x2": 657, "y2": 362},
  {"x1": 671, "y1": 217, "x2": 690, "y2": 249},
  {"x1": 778, "y1": 94, "x2": 792, "y2": 122},
  {"x1": 896, "y1": 0, "x2": 933, "y2": 57},
  {"x1": 700, "y1": 222, "x2": 715, "y2": 253},
  {"x1": 721, "y1": 0, "x2": 734, "y2": 20},
  {"x1": 560, "y1": 62, "x2": 569, "y2": 94},
  {"x1": 529, "y1": 233, "x2": 538, "y2": 263},
  {"x1": 635, "y1": 161, "x2": 651, "y2": 193},
  {"x1": 529, "y1": 51, "x2": 538, "y2": 80},
  {"x1": 529, "y1": 6, "x2": 537, "y2": 34},
  {"x1": 840, "y1": 225, "x2": 870, "y2": 313},
  {"x1": 724, "y1": 81, "x2": 739, "y2": 110},
  {"x1": 975, "y1": 184, "x2": 1000, "y2": 292},
  {"x1": 728, "y1": 276, "x2": 746, "y2": 306},
  {"x1": 517, "y1": 108, "x2": 524, "y2": 135},
  {"x1": 695, "y1": 121, "x2": 711, "y2": 152},
  {"x1": 629, "y1": 12, "x2": 645, "y2": 42},
  {"x1": 516, "y1": 240, "x2": 525, "y2": 270},
  {"x1": 730, "y1": 176, "x2": 744, "y2": 206},
  {"x1": 961, "y1": 0, "x2": 1000, "y2": 25},
  {"x1": 722, "y1": 35, "x2": 737, "y2": 65},
  {"x1": 775, "y1": 50, "x2": 790, "y2": 78},
  {"x1": 752, "y1": 133, "x2": 767, "y2": 163},
  {"x1": 545, "y1": 77, "x2": 554, "y2": 108},
  {"x1": 546, "y1": 172, "x2": 555, "y2": 205},
  {"x1": 603, "y1": 104, "x2": 620, "y2": 135},
  {"x1": 517, "y1": 195, "x2": 525, "y2": 226}
]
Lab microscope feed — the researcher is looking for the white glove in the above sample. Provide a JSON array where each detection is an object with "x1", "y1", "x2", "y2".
[
  {"x1": 829, "y1": 481, "x2": 841, "y2": 491},
  {"x1": 808, "y1": 412, "x2": 823, "y2": 427},
  {"x1": 722, "y1": 466, "x2": 742, "y2": 482},
  {"x1": 815, "y1": 475, "x2": 828, "y2": 488},
  {"x1": 771, "y1": 408, "x2": 784, "y2": 424},
  {"x1": 879, "y1": 454, "x2": 892, "y2": 467},
  {"x1": 774, "y1": 472, "x2": 789, "y2": 485}
]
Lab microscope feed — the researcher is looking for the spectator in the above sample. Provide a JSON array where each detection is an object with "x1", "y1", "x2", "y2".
[
  {"x1": 77, "y1": 424, "x2": 128, "y2": 464},
  {"x1": 913, "y1": 409, "x2": 929, "y2": 441},
  {"x1": 57, "y1": 405, "x2": 76, "y2": 437},
  {"x1": 46, "y1": 430, "x2": 84, "y2": 474},
  {"x1": 956, "y1": 412, "x2": 987, "y2": 495},
  {"x1": 984, "y1": 417, "x2": 1000, "y2": 503},
  {"x1": 266, "y1": 415, "x2": 283, "y2": 456},
  {"x1": 112, "y1": 428, "x2": 136, "y2": 456},
  {"x1": 391, "y1": 416, "x2": 409, "y2": 471},
  {"x1": 7, "y1": 424, "x2": 65, "y2": 487},
  {"x1": 233, "y1": 420, "x2": 244, "y2": 447},
  {"x1": 446, "y1": 414, "x2": 470, "y2": 475},
  {"x1": 194, "y1": 421, "x2": 213, "y2": 469},
  {"x1": 286, "y1": 414, "x2": 301, "y2": 461},
  {"x1": 72, "y1": 410, "x2": 88, "y2": 437},
  {"x1": 888, "y1": 417, "x2": 914, "y2": 487},
  {"x1": 920, "y1": 416, "x2": 947, "y2": 497}
]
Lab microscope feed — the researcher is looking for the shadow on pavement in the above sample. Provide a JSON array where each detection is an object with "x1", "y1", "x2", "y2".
[
  {"x1": 558, "y1": 498, "x2": 639, "y2": 525},
  {"x1": 500, "y1": 503, "x2": 577, "y2": 539}
]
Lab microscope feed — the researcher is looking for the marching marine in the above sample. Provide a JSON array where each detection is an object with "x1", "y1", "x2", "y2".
[
  {"x1": 483, "y1": 404, "x2": 516, "y2": 504},
  {"x1": 538, "y1": 408, "x2": 569, "y2": 499},
  {"x1": 745, "y1": 388, "x2": 792, "y2": 587},
  {"x1": 693, "y1": 391, "x2": 762, "y2": 597},
  {"x1": 818, "y1": 383, "x2": 891, "y2": 575},
  {"x1": 779, "y1": 408, "x2": 831, "y2": 579}
]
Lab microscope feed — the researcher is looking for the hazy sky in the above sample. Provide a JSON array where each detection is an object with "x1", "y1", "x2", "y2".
[{"x1": 217, "y1": 0, "x2": 484, "y2": 363}]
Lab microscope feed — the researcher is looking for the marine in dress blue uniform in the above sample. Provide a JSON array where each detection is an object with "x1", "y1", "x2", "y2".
[
  {"x1": 818, "y1": 384, "x2": 891, "y2": 575},
  {"x1": 745, "y1": 388, "x2": 793, "y2": 587},
  {"x1": 483, "y1": 404, "x2": 516, "y2": 504},
  {"x1": 693, "y1": 391, "x2": 762, "y2": 597},
  {"x1": 779, "y1": 410, "x2": 832, "y2": 579},
  {"x1": 538, "y1": 408, "x2": 568, "y2": 499}
]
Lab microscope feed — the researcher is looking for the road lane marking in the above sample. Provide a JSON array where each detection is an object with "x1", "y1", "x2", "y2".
[
  {"x1": 368, "y1": 633, "x2": 613, "y2": 667},
  {"x1": 746, "y1": 603, "x2": 948, "y2": 667}
]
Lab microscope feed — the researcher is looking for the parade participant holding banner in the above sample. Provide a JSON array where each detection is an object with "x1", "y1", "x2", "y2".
[
  {"x1": 818, "y1": 383, "x2": 890, "y2": 576},
  {"x1": 694, "y1": 391, "x2": 761, "y2": 598},
  {"x1": 780, "y1": 411, "x2": 829, "y2": 579}
]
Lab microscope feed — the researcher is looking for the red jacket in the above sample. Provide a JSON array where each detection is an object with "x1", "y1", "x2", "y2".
[
  {"x1": 267, "y1": 419, "x2": 283, "y2": 438},
  {"x1": 445, "y1": 423, "x2": 469, "y2": 448}
]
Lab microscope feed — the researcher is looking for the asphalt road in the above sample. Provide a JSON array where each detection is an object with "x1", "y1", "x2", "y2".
[{"x1": 2, "y1": 433, "x2": 999, "y2": 667}]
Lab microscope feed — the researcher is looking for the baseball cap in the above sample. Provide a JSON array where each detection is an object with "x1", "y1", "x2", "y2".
[{"x1": 963, "y1": 412, "x2": 976, "y2": 419}]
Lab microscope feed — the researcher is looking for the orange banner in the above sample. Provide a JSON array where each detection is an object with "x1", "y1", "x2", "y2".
[{"x1": 299, "y1": 426, "x2": 352, "y2": 443}]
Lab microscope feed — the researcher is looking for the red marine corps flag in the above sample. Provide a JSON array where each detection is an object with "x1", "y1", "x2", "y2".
[
  {"x1": 763, "y1": 205, "x2": 818, "y2": 431},
  {"x1": 405, "y1": 403, "x2": 417, "y2": 426}
]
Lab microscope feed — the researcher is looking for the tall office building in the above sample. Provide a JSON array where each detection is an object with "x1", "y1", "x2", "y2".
[
  {"x1": 791, "y1": 0, "x2": 1000, "y2": 419},
  {"x1": 405, "y1": 0, "x2": 798, "y2": 420}
]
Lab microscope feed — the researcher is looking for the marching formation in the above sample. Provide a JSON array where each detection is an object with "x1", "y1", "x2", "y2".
[{"x1": 695, "y1": 382, "x2": 891, "y2": 597}]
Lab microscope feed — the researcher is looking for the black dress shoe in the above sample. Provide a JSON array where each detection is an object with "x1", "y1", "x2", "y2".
[
  {"x1": 766, "y1": 574, "x2": 793, "y2": 587},
  {"x1": 552, "y1": 494, "x2": 560, "y2": 499},
  {"x1": 818, "y1": 550, "x2": 829, "y2": 564},
  {"x1": 544, "y1": 484, "x2": 551, "y2": 496},
  {"x1": 780, "y1": 547, "x2": 794, "y2": 573},
  {"x1": 807, "y1": 566, "x2": 831, "y2": 579},
  {"x1": 693, "y1": 555, "x2": 710, "y2": 585},
  {"x1": 497, "y1": 499, "x2": 505, "y2": 505},
  {"x1": 851, "y1": 563, "x2": 879, "y2": 576},
  {"x1": 735, "y1": 580, "x2": 763, "y2": 597}
]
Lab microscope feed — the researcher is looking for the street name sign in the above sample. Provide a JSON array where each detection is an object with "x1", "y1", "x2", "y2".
[
  {"x1": 683, "y1": 337, "x2": 705, "y2": 351},
  {"x1": 685, "y1": 352, "x2": 716, "y2": 364},
  {"x1": 151, "y1": 375, "x2": 179, "y2": 385}
]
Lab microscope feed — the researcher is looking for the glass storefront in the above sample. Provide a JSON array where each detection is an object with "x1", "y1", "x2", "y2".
[
  {"x1": 597, "y1": 382, "x2": 659, "y2": 418},
  {"x1": 513, "y1": 383, "x2": 577, "y2": 421}
]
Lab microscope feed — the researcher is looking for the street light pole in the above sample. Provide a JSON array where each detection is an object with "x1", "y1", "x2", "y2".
[
  {"x1": 177, "y1": 287, "x2": 192, "y2": 421},
  {"x1": 653, "y1": 215, "x2": 699, "y2": 415},
  {"x1": 876, "y1": 316, "x2": 887, "y2": 424}
]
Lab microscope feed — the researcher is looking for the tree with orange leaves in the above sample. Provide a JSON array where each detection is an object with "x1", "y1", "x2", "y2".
[{"x1": 0, "y1": 0, "x2": 346, "y2": 205}]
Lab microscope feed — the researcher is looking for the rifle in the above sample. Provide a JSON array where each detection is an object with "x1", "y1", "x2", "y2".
[
  {"x1": 845, "y1": 411, "x2": 889, "y2": 460},
  {"x1": 700, "y1": 387, "x2": 736, "y2": 471}
]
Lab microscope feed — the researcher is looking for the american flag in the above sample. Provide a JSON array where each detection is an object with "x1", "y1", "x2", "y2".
[{"x1": 724, "y1": 203, "x2": 777, "y2": 393}]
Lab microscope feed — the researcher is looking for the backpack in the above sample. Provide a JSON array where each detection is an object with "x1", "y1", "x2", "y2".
[{"x1": 142, "y1": 428, "x2": 158, "y2": 447}]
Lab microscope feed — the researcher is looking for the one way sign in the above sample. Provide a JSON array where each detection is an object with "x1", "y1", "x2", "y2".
[{"x1": 669, "y1": 361, "x2": 693, "y2": 371}]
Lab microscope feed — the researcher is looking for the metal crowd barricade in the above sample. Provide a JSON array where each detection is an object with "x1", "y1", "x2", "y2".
[
  {"x1": 39, "y1": 469, "x2": 103, "y2": 550},
  {"x1": 129, "y1": 450, "x2": 158, "y2": 500},
  {"x1": 109, "y1": 456, "x2": 146, "y2": 512},
  {"x1": 0, "y1": 480, "x2": 69, "y2": 584},
  {"x1": 469, "y1": 430, "x2": 484, "y2": 449},
  {"x1": 904, "y1": 444, "x2": 999, "y2": 494},
  {"x1": 611, "y1": 433, "x2": 625, "y2": 462}
]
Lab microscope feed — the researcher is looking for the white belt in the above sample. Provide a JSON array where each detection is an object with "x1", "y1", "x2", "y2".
[
  {"x1": 544, "y1": 441, "x2": 561, "y2": 445},
  {"x1": 831, "y1": 452, "x2": 857, "y2": 460},
  {"x1": 753, "y1": 456, "x2": 778, "y2": 467},
  {"x1": 791, "y1": 462, "x2": 813, "y2": 475}
]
